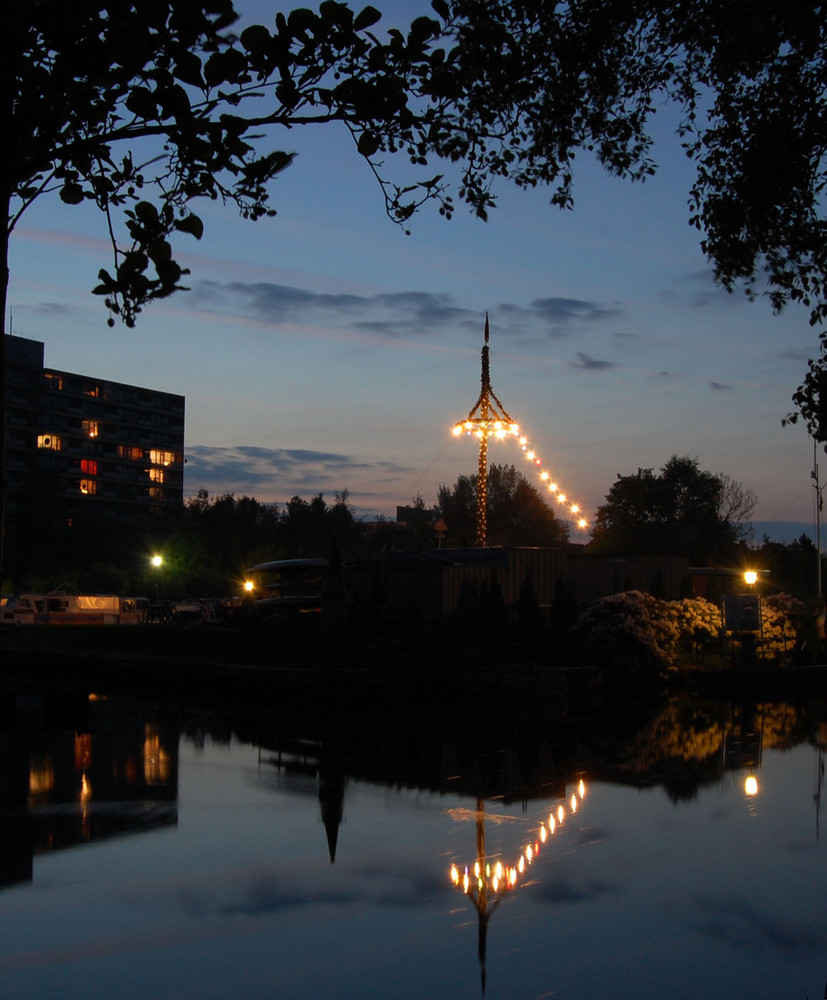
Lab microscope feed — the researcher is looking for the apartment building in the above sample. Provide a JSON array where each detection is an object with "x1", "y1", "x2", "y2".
[{"x1": 4, "y1": 334, "x2": 185, "y2": 525}]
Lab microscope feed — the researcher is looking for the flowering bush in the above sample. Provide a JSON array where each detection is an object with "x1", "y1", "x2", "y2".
[
  {"x1": 573, "y1": 591, "x2": 807, "y2": 673},
  {"x1": 572, "y1": 590, "x2": 681, "y2": 677},
  {"x1": 755, "y1": 593, "x2": 805, "y2": 664}
]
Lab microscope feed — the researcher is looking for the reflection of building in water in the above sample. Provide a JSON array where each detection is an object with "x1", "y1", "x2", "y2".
[
  {"x1": 449, "y1": 780, "x2": 587, "y2": 994},
  {"x1": 256, "y1": 733, "x2": 345, "y2": 863},
  {"x1": 0, "y1": 692, "x2": 178, "y2": 889}
]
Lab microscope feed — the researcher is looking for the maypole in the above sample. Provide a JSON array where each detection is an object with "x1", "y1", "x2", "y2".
[{"x1": 454, "y1": 315, "x2": 516, "y2": 547}]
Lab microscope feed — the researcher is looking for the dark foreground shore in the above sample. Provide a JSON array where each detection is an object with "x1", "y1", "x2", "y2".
[{"x1": 2, "y1": 621, "x2": 826, "y2": 715}]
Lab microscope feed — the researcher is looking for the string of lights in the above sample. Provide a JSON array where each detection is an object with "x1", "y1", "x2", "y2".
[{"x1": 451, "y1": 418, "x2": 590, "y2": 531}]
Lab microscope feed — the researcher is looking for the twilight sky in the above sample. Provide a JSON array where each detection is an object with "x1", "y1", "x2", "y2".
[{"x1": 7, "y1": 1, "x2": 822, "y2": 540}]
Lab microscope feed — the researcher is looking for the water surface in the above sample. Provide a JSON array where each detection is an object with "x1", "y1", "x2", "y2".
[{"x1": 0, "y1": 690, "x2": 824, "y2": 999}]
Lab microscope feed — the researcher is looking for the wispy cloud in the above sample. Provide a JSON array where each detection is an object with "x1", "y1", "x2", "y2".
[
  {"x1": 189, "y1": 281, "x2": 620, "y2": 342},
  {"x1": 184, "y1": 444, "x2": 411, "y2": 506},
  {"x1": 530, "y1": 297, "x2": 622, "y2": 324},
  {"x1": 569, "y1": 352, "x2": 618, "y2": 371}
]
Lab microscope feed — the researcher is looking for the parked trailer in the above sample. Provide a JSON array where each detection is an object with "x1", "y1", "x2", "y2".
[{"x1": 0, "y1": 593, "x2": 149, "y2": 626}]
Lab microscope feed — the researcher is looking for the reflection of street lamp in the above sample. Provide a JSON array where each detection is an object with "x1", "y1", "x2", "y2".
[{"x1": 744, "y1": 774, "x2": 759, "y2": 796}]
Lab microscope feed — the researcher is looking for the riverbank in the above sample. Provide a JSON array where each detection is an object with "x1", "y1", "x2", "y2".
[{"x1": 1, "y1": 621, "x2": 825, "y2": 711}]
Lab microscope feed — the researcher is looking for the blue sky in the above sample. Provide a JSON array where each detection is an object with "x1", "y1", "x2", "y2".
[{"x1": 6, "y1": 1, "x2": 822, "y2": 540}]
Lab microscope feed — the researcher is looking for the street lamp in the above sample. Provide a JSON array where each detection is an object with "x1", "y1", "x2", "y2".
[
  {"x1": 744, "y1": 570, "x2": 757, "y2": 587},
  {"x1": 151, "y1": 554, "x2": 163, "y2": 603}
]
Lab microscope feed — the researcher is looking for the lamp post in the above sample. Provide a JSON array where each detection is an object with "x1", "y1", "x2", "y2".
[{"x1": 151, "y1": 554, "x2": 163, "y2": 604}]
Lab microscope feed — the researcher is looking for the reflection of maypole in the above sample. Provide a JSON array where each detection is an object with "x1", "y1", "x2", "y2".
[
  {"x1": 449, "y1": 780, "x2": 587, "y2": 994},
  {"x1": 455, "y1": 315, "x2": 516, "y2": 547}
]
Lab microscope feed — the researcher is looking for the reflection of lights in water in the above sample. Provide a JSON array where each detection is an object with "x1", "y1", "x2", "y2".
[
  {"x1": 744, "y1": 774, "x2": 759, "y2": 796},
  {"x1": 80, "y1": 772, "x2": 92, "y2": 840},
  {"x1": 449, "y1": 780, "x2": 588, "y2": 898}
]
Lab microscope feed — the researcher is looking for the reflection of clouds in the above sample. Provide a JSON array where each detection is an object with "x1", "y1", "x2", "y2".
[
  {"x1": 122, "y1": 864, "x2": 444, "y2": 921},
  {"x1": 536, "y1": 877, "x2": 618, "y2": 904},
  {"x1": 689, "y1": 896, "x2": 825, "y2": 955}
]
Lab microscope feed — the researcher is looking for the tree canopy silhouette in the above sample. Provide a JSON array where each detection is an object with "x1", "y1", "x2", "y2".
[
  {"x1": 436, "y1": 464, "x2": 569, "y2": 548},
  {"x1": 589, "y1": 455, "x2": 756, "y2": 564}
]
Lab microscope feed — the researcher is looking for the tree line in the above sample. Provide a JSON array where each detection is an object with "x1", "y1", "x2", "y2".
[{"x1": 5, "y1": 454, "x2": 822, "y2": 604}]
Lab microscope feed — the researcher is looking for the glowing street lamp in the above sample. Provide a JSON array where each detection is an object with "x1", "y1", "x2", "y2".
[
  {"x1": 744, "y1": 570, "x2": 758, "y2": 587},
  {"x1": 151, "y1": 554, "x2": 163, "y2": 603}
]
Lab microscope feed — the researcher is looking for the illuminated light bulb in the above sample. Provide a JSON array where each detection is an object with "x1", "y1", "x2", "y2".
[
  {"x1": 474, "y1": 861, "x2": 481, "y2": 878},
  {"x1": 478, "y1": 878, "x2": 484, "y2": 891},
  {"x1": 485, "y1": 863, "x2": 491, "y2": 877},
  {"x1": 518, "y1": 857, "x2": 525, "y2": 873},
  {"x1": 570, "y1": 793, "x2": 577, "y2": 812},
  {"x1": 452, "y1": 425, "x2": 463, "y2": 436},
  {"x1": 557, "y1": 805, "x2": 564, "y2": 823},
  {"x1": 579, "y1": 779, "x2": 585, "y2": 798},
  {"x1": 495, "y1": 861, "x2": 503, "y2": 879},
  {"x1": 578, "y1": 519, "x2": 588, "y2": 529},
  {"x1": 549, "y1": 816, "x2": 555, "y2": 834},
  {"x1": 492, "y1": 875, "x2": 499, "y2": 891},
  {"x1": 540, "y1": 825, "x2": 547, "y2": 843},
  {"x1": 525, "y1": 845, "x2": 533, "y2": 862},
  {"x1": 549, "y1": 483, "x2": 558, "y2": 492},
  {"x1": 475, "y1": 430, "x2": 483, "y2": 439},
  {"x1": 510, "y1": 868, "x2": 517, "y2": 885},
  {"x1": 570, "y1": 504, "x2": 579, "y2": 513},
  {"x1": 520, "y1": 437, "x2": 527, "y2": 445},
  {"x1": 450, "y1": 866, "x2": 459, "y2": 885},
  {"x1": 540, "y1": 471, "x2": 549, "y2": 480},
  {"x1": 496, "y1": 428, "x2": 507, "y2": 438},
  {"x1": 526, "y1": 450, "x2": 535, "y2": 460},
  {"x1": 465, "y1": 421, "x2": 473, "y2": 430},
  {"x1": 557, "y1": 494, "x2": 566, "y2": 503}
]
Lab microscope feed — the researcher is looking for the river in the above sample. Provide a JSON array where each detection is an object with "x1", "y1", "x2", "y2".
[{"x1": 0, "y1": 684, "x2": 824, "y2": 999}]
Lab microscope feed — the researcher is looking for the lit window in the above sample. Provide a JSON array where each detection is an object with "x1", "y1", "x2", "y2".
[
  {"x1": 80, "y1": 479, "x2": 97, "y2": 495},
  {"x1": 117, "y1": 445, "x2": 144, "y2": 461},
  {"x1": 80, "y1": 459, "x2": 98, "y2": 475},
  {"x1": 37, "y1": 434, "x2": 61, "y2": 450},
  {"x1": 149, "y1": 486, "x2": 164, "y2": 500},
  {"x1": 82, "y1": 420, "x2": 99, "y2": 437},
  {"x1": 44, "y1": 373, "x2": 63, "y2": 390},
  {"x1": 84, "y1": 384, "x2": 100, "y2": 398},
  {"x1": 149, "y1": 449, "x2": 176, "y2": 466},
  {"x1": 149, "y1": 468, "x2": 164, "y2": 483}
]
